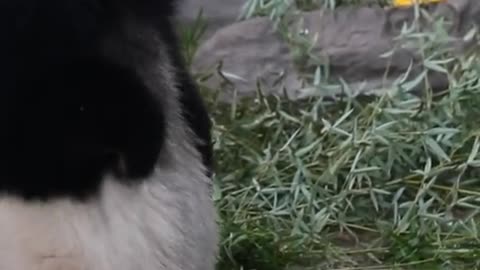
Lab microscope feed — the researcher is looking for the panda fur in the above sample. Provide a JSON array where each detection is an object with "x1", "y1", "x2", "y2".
[{"x1": 0, "y1": 0, "x2": 219, "y2": 269}]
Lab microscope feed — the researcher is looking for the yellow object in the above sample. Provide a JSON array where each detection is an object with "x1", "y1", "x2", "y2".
[{"x1": 393, "y1": 0, "x2": 445, "y2": 7}]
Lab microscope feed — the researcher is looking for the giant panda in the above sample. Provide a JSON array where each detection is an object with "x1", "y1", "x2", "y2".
[{"x1": 0, "y1": 1, "x2": 218, "y2": 269}]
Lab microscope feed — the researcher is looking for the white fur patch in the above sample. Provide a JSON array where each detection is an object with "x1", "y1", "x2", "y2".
[{"x1": 0, "y1": 167, "x2": 218, "y2": 270}]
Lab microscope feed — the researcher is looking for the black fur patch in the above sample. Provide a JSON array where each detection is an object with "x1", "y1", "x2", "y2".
[
  {"x1": 0, "y1": 0, "x2": 213, "y2": 201},
  {"x1": 155, "y1": 20, "x2": 214, "y2": 176}
]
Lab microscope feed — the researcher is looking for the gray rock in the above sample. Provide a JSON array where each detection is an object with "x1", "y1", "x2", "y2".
[
  {"x1": 192, "y1": 0, "x2": 480, "y2": 103},
  {"x1": 192, "y1": 17, "x2": 301, "y2": 102}
]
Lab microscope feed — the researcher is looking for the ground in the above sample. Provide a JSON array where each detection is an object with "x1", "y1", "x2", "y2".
[{"x1": 179, "y1": 0, "x2": 480, "y2": 269}]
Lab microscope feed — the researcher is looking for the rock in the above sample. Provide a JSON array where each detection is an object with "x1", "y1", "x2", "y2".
[
  {"x1": 192, "y1": 17, "x2": 301, "y2": 102},
  {"x1": 192, "y1": 0, "x2": 480, "y2": 103}
]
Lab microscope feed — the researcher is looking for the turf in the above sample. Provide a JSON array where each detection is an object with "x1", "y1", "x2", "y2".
[{"x1": 179, "y1": 1, "x2": 480, "y2": 269}]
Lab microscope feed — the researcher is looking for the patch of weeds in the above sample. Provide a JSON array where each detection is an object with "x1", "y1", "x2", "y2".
[
  {"x1": 177, "y1": 9, "x2": 208, "y2": 67},
  {"x1": 180, "y1": 0, "x2": 480, "y2": 269}
]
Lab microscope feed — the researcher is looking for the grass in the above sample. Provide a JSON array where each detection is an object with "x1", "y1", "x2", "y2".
[{"x1": 179, "y1": 0, "x2": 480, "y2": 269}]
